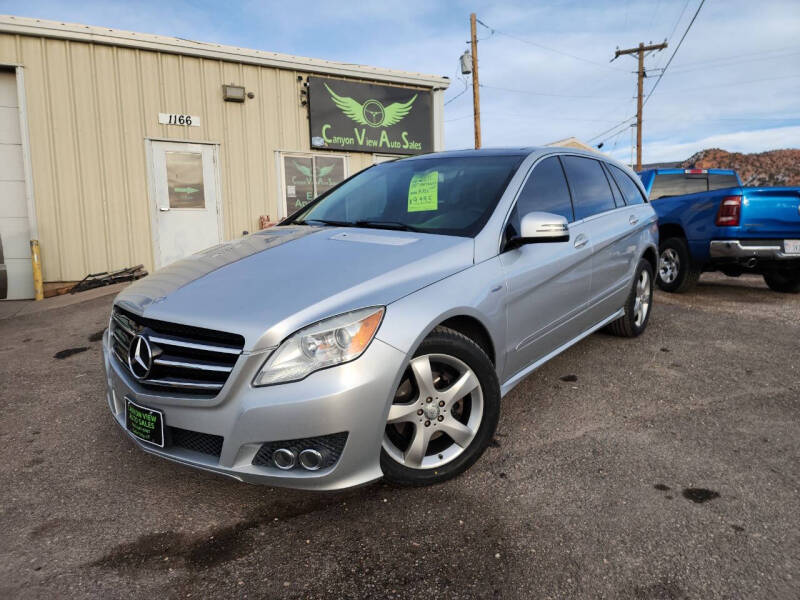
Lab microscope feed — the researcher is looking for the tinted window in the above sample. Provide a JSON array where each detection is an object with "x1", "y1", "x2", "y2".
[
  {"x1": 708, "y1": 173, "x2": 739, "y2": 191},
  {"x1": 516, "y1": 157, "x2": 574, "y2": 222},
  {"x1": 609, "y1": 164, "x2": 646, "y2": 205},
  {"x1": 561, "y1": 156, "x2": 616, "y2": 220},
  {"x1": 602, "y1": 163, "x2": 626, "y2": 207},
  {"x1": 649, "y1": 173, "x2": 707, "y2": 200},
  {"x1": 291, "y1": 155, "x2": 523, "y2": 237}
]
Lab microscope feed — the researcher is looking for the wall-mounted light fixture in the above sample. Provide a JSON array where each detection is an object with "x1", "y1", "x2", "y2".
[{"x1": 222, "y1": 84, "x2": 246, "y2": 102}]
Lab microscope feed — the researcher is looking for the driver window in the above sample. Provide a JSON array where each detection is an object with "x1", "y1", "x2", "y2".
[{"x1": 506, "y1": 156, "x2": 574, "y2": 242}]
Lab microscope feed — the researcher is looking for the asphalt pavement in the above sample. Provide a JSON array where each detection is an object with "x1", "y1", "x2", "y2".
[{"x1": 1, "y1": 273, "x2": 798, "y2": 599}]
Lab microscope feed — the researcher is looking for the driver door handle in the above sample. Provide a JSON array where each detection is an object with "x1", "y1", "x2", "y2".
[
  {"x1": 159, "y1": 207, "x2": 170, "y2": 212},
  {"x1": 574, "y1": 234, "x2": 588, "y2": 249},
  {"x1": 629, "y1": 214, "x2": 639, "y2": 225}
]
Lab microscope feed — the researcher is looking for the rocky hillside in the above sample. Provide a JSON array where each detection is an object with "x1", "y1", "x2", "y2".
[{"x1": 680, "y1": 148, "x2": 800, "y2": 187}]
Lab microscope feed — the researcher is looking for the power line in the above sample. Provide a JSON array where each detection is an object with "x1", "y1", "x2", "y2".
[
  {"x1": 586, "y1": 117, "x2": 636, "y2": 143},
  {"x1": 475, "y1": 19, "x2": 627, "y2": 72},
  {"x1": 643, "y1": 0, "x2": 706, "y2": 107},
  {"x1": 665, "y1": 50, "x2": 800, "y2": 75},
  {"x1": 479, "y1": 83, "x2": 629, "y2": 101},
  {"x1": 666, "y1": 0, "x2": 692, "y2": 45},
  {"x1": 669, "y1": 45, "x2": 800, "y2": 69}
]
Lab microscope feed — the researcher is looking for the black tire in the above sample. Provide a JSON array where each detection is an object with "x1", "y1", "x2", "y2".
[
  {"x1": 763, "y1": 270, "x2": 800, "y2": 293},
  {"x1": 607, "y1": 258, "x2": 654, "y2": 338},
  {"x1": 380, "y1": 326, "x2": 500, "y2": 486},
  {"x1": 657, "y1": 237, "x2": 701, "y2": 293}
]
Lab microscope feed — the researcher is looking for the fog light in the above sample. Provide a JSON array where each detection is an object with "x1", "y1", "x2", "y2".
[
  {"x1": 298, "y1": 449, "x2": 324, "y2": 471},
  {"x1": 272, "y1": 448, "x2": 296, "y2": 470}
]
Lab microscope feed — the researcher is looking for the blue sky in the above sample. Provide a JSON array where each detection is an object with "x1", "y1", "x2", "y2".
[{"x1": 1, "y1": 0, "x2": 798, "y2": 163}]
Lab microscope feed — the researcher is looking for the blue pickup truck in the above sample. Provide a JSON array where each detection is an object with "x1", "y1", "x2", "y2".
[{"x1": 638, "y1": 168, "x2": 800, "y2": 293}]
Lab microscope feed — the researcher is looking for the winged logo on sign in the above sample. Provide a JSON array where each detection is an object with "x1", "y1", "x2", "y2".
[{"x1": 324, "y1": 83, "x2": 417, "y2": 128}]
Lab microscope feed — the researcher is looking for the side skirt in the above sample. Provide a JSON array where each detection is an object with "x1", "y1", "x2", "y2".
[{"x1": 500, "y1": 308, "x2": 624, "y2": 397}]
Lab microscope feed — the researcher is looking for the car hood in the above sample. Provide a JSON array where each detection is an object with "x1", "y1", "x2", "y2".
[{"x1": 115, "y1": 225, "x2": 474, "y2": 350}]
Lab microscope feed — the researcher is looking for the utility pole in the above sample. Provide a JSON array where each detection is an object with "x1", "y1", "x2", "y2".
[
  {"x1": 613, "y1": 41, "x2": 667, "y2": 170},
  {"x1": 470, "y1": 13, "x2": 481, "y2": 149}
]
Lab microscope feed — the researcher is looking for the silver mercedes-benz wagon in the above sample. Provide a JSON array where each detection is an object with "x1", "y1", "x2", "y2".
[{"x1": 103, "y1": 147, "x2": 658, "y2": 490}]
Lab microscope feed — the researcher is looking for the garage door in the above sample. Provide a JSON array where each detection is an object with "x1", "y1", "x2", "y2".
[{"x1": 0, "y1": 69, "x2": 33, "y2": 300}]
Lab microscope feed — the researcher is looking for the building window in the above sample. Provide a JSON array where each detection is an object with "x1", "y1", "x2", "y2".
[
  {"x1": 166, "y1": 151, "x2": 206, "y2": 209},
  {"x1": 282, "y1": 153, "x2": 347, "y2": 216}
]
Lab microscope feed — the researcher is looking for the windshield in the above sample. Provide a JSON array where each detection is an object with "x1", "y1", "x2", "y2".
[{"x1": 286, "y1": 155, "x2": 524, "y2": 237}]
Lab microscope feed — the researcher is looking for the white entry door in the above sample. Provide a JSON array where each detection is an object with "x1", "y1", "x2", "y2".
[
  {"x1": 0, "y1": 69, "x2": 33, "y2": 300},
  {"x1": 148, "y1": 141, "x2": 222, "y2": 268}
]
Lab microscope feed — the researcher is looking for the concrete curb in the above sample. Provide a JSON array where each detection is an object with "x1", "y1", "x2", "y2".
[{"x1": 0, "y1": 282, "x2": 129, "y2": 320}]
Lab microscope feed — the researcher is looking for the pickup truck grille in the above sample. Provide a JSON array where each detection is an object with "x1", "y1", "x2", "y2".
[{"x1": 110, "y1": 307, "x2": 244, "y2": 396}]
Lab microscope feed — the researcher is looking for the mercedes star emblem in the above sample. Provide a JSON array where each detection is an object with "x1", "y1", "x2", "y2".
[{"x1": 127, "y1": 334, "x2": 153, "y2": 380}]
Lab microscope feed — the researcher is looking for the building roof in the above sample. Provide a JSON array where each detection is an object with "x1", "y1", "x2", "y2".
[
  {"x1": 546, "y1": 137, "x2": 601, "y2": 153},
  {"x1": 0, "y1": 15, "x2": 451, "y2": 89}
]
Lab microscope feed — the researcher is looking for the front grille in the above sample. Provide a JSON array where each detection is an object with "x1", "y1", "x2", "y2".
[
  {"x1": 169, "y1": 426, "x2": 224, "y2": 457},
  {"x1": 253, "y1": 432, "x2": 348, "y2": 470},
  {"x1": 110, "y1": 306, "x2": 244, "y2": 396}
]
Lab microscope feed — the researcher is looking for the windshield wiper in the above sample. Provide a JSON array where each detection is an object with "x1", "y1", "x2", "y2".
[
  {"x1": 354, "y1": 220, "x2": 421, "y2": 232},
  {"x1": 296, "y1": 218, "x2": 421, "y2": 232},
  {"x1": 296, "y1": 218, "x2": 356, "y2": 227}
]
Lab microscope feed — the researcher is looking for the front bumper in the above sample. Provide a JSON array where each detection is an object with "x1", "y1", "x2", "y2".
[
  {"x1": 709, "y1": 239, "x2": 800, "y2": 261},
  {"x1": 102, "y1": 330, "x2": 408, "y2": 490}
]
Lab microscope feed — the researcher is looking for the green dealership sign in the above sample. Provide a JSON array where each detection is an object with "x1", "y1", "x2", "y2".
[{"x1": 308, "y1": 76, "x2": 433, "y2": 155}]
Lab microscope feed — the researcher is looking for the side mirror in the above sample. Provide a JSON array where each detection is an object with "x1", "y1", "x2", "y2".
[{"x1": 508, "y1": 212, "x2": 570, "y2": 249}]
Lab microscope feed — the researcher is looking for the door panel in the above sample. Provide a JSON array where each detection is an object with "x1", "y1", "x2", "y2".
[
  {"x1": 585, "y1": 208, "x2": 642, "y2": 313},
  {"x1": 149, "y1": 141, "x2": 221, "y2": 269},
  {"x1": 501, "y1": 220, "x2": 592, "y2": 381}
]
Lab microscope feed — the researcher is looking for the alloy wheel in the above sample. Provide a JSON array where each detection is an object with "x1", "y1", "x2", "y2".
[
  {"x1": 633, "y1": 269, "x2": 651, "y2": 327},
  {"x1": 659, "y1": 248, "x2": 680, "y2": 284},
  {"x1": 383, "y1": 353, "x2": 483, "y2": 470}
]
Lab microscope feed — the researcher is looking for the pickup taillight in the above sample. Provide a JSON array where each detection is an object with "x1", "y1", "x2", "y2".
[{"x1": 715, "y1": 195, "x2": 742, "y2": 226}]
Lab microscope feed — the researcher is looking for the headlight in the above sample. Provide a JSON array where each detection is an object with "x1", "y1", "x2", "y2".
[{"x1": 253, "y1": 306, "x2": 385, "y2": 386}]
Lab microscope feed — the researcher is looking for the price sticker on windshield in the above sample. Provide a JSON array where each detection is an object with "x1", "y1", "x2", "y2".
[{"x1": 407, "y1": 170, "x2": 438, "y2": 212}]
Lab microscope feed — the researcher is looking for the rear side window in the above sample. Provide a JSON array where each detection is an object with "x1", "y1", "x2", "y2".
[
  {"x1": 601, "y1": 163, "x2": 626, "y2": 207},
  {"x1": 609, "y1": 164, "x2": 646, "y2": 205},
  {"x1": 708, "y1": 173, "x2": 739, "y2": 191},
  {"x1": 649, "y1": 174, "x2": 707, "y2": 200},
  {"x1": 561, "y1": 156, "x2": 616, "y2": 220},
  {"x1": 515, "y1": 156, "x2": 575, "y2": 222}
]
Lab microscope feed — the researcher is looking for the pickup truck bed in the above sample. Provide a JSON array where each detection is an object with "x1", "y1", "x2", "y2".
[{"x1": 638, "y1": 168, "x2": 800, "y2": 293}]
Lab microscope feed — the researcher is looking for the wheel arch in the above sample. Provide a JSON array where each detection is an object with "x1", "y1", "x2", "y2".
[
  {"x1": 658, "y1": 222, "x2": 687, "y2": 242},
  {"x1": 437, "y1": 314, "x2": 496, "y2": 366},
  {"x1": 642, "y1": 245, "x2": 658, "y2": 273}
]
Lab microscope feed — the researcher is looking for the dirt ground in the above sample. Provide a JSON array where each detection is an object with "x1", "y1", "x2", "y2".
[{"x1": 1, "y1": 273, "x2": 798, "y2": 599}]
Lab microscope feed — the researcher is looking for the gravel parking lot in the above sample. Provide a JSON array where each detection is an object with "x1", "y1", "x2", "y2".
[{"x1": 1, "y1": 273, "x2": 798, "y2": 599}]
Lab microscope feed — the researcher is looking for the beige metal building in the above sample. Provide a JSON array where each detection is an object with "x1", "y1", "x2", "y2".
[{"x1": 0, "y1": 15, "x2": 449, "y2": 299}]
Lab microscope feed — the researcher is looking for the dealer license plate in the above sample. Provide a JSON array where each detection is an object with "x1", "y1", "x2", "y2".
[
  {"x1": 125, "y1": 399, "x2": 165, "y2": 447},
  {"x1": 785, "y1": 240, "x2": 800, "y2": 254}
]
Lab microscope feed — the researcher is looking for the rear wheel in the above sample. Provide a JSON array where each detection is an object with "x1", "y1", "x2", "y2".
[
  {"x1": 763, "y1": 270, "x2": 800, "y2": 293},
  {"x1": 380, "y1": 327, "x2": 500, "y2": 486},
  {"x1": 608, "y1": 259, "x2": 654, "y2": 338},
  {"x1": 657, "y1": 237, "x2": 700, "y2": 293}
]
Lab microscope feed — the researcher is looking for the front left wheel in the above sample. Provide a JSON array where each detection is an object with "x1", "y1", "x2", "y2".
[{"x1": 380, "y1": 326, "x2": 500, "y2": 486}]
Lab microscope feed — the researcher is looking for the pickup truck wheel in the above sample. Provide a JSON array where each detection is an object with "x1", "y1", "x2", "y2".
[
  {"x1": 657, "y1": 237, "x2": 700, "y2": 293},
  {"x1": 607, "y1": 259, "x2": 654, "y2": 338},
  {"x1": 380, "y1": 326, "x2": 500, "y2": 486},
  {"x1": 763, "y1": 271, "x2": 800, "y2": 293}
]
